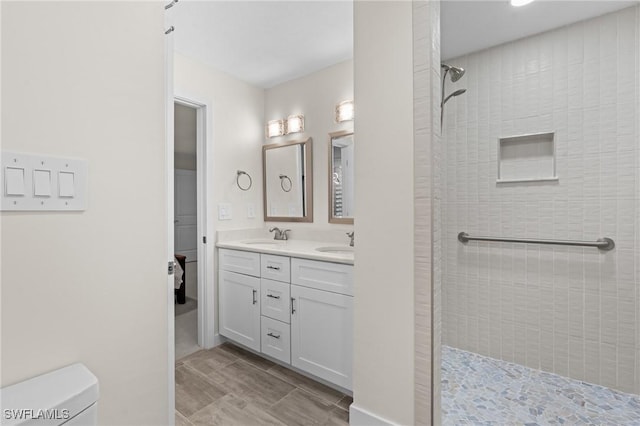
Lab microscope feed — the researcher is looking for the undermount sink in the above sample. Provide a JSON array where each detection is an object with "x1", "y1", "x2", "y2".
[{"x1": 315, "y1": 246, "x2": 354, "y2": 255}]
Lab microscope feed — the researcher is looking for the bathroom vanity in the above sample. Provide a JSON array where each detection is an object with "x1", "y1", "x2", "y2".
[{"x1": 217, "y1": 240, "x2": 354, "y2": 391}]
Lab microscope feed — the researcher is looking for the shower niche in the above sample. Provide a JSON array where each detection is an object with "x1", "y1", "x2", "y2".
[{"x1": 497, "y1": 131, "x2": 557, "y2": 183}]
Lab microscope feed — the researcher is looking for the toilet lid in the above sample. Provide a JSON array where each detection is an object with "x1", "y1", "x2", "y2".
[{"x1": 0, "y1": 363, "x2": 98, "y2": 425}]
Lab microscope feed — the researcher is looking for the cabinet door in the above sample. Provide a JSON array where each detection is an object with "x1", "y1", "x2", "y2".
[
  {"x1": 219, "y1": 270, "x2": 261, "y2": 351},
  {"x1": 290, "y1": 285, "x2": 353, "y2": 390}
]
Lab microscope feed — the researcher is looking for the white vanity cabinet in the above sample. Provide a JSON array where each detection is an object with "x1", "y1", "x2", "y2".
[
  {"x1": 218, "y1": 250, "x2": 261, "y2": 352},
  {"x1": 218, "y1": 247, "x2": 353, "y2": 391}
]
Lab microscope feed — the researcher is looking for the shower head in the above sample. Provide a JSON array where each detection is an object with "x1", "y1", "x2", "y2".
[
  {"x1": 441, "y1": 64, "x2": 466, "y2": 82},
  {"x1": 442, "y1": 89, "x2": 467, "y2": 105}
]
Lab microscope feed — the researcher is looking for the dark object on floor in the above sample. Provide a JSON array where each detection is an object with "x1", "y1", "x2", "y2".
[{"x1": 175, "y1": 254, "x2": 186, "y2": 304}]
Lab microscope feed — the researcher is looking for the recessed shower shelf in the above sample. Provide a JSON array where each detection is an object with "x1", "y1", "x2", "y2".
[{"x1": 497, "y1": 131, "x2": 556, "y2": 183}]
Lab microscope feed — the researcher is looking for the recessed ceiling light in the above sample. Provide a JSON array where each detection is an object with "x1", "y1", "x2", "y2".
[{"x1": 511, "y1": 0, "x2": 535, "y2": 6}]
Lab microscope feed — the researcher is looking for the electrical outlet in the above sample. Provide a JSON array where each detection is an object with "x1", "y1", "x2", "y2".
[{"x1": 247, "y1": 203, "x2": 256, "y2": 219}]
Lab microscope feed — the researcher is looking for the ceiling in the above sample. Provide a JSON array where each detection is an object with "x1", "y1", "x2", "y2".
[
  {"x1": 441, "y1": 0, "x2": 638, "y2": 60},
  {"x1": 171, "y1": 1, "x2": 353, "y2": 89},
  {"x1": 170, "y1": 1, "x2": 637, "y2": 88}
]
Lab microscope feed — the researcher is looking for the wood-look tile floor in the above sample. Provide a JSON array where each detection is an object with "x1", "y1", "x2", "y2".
[{"x1": 176, "y1": 342, "x2": 352, "y2": 426}]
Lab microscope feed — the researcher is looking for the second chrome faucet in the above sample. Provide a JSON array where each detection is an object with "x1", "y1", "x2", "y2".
[{"x1": 346, "y1": 232, "x2": 354, "y2": 247}]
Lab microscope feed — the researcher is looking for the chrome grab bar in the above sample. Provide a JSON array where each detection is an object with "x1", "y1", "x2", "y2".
[{"x1": 458, "y1": 232, "x2": 615, "y2": 251}]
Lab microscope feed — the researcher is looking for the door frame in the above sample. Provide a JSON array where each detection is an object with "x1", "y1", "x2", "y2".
[
  {"x1": 164, "y1": 15, "x2": 175, "y2": 423},
  {"x1": 174, "y1": 93, "x2": 215, "y2": 350}
]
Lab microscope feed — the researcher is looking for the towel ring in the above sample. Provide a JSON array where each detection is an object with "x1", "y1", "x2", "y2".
[
  {"x1": 279, "y1": 175, "x2": 292, "y2": 192},
  {"x1": 236, "y1": 170, "x2": 252, "y2": 191}
]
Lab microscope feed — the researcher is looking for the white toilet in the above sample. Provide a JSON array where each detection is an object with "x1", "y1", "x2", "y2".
[{"x1": 0, "y1": 363, "x2": 98, "y2": 425}]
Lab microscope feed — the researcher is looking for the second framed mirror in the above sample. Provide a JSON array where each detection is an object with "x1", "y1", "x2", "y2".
[{"x1": 328, "y1": 131, "x2": 354, "y2": 224}]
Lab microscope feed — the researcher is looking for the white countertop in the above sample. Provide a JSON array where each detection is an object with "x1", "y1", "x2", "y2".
[{"x1": 216, "y1": 239, "x2": 354, "y2": 265}]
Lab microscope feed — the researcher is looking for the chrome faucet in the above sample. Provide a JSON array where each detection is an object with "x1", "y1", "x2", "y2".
[
  {"x1": 346, "y1": 232, "x2": 354, "y2": 247},
  {"x1": 270, "y1": 227, "x2": 291, "y2": 241}
]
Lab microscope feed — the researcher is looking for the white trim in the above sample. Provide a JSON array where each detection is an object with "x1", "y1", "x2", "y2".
[
  {"x1": 164, "y1": 11, "x2": 176, "y2": 425},
  {"x1": 212, "y1": 333, "x2": 225, "y2": 347},
  {"x1": 174, "y1": 93, "x2": 216, "y2": 350},
  {"x1": 349, "y1": 404, "x2": 396, "y2": 426}
]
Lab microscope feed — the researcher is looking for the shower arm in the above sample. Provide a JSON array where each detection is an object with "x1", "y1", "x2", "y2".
[{"x1": 441, "y1": 68, "x2": 449, "y2": 107}]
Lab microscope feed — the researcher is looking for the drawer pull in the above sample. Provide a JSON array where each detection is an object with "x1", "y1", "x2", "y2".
[
  {"x1": 291, "y1": 297, "x2": 296, "y2": 314},
  {"x1": 252, "y1": 289, "x2": 257, "y2": 305},
  {"x1": 266, "y1": 265, "x2": 281, "y2": 271},
  {"x1": 267, "y1": 332, "x2": 281, "y2": 339},
  {"x1": 266, "y1": 294, "x2": 281, "y2": 300}
]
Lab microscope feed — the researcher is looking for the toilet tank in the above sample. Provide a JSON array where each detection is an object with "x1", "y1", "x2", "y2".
[{"x1": 0, "y1": 363, "x2": 99, "y2": 425}]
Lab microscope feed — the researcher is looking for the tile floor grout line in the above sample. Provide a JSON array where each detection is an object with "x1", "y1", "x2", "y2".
[
  {"x1": 185, "y1": 392, "x2": 245, "y2": 423},
  {"x1": 267, "y1": 386, "x2": 299, "y2": 409},
  {"x1": 179, "y1": 361, "x2": 238, "y2": 395},
  {"x1": 266, "y1": 371, "x2": 345, "y2": 405}
]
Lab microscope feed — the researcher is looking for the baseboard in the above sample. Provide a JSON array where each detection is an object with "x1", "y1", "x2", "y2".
[
  {"x1": 212, "y1": 333, "x2": 225, "y2": 347},
  {"x1": 349, "y1": 404, "x2": 396, "y2": 426}
]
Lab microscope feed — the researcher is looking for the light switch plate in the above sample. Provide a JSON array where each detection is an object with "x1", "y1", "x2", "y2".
[
  {"x1": 218, "y1": 203, "x2": 232, "y2": 220},
  {"x1": 1, "y1": 151, "x2": 87, "y2": 211}
]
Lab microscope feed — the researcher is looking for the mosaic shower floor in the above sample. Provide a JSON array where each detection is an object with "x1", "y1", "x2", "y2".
[{"x1": 441, "y1": 346, "x2": 640, "y2": 425}]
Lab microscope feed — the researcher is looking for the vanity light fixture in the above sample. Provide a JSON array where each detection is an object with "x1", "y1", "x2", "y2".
[
  {"x1": 266, "y1": 119, "x2": 285, "y2": 138},
  {"x1": 510, "y1": 0, "x2": 534, "y2": 6},
  {"x1": 335, "y1": 100, "x2": 354, "y2": 122},
  {"x1": 286, "y1": 114, "x2": 305, "y2": 134}
]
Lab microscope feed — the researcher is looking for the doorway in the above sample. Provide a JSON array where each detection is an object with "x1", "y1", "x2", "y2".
[
  {"x1": 174, "y1": 102, "x2": 199, "y2": 359},
  {"x1": 173, "y1": 95, "x2": 215, "y2": 360}
]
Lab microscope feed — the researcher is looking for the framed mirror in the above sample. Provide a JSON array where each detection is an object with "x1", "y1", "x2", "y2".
[
  {"x1": 263, "y1": 138, "x2": 313, "y2": 222},
  {"x1": 328, "y1": 131, "x2": 354, "y2": 224}
]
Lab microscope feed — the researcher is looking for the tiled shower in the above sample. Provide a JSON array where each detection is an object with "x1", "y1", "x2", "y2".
[{"x1": 441, "y1": 5, "x2": 640, "y2": 422}]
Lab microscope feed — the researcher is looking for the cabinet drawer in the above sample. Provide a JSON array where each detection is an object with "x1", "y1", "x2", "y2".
[
  {"x1": 219, "y1": 249, "x2": 261, "y2": 277},
  {"x1": 261, "y1": 254, "x2": 291, "y2": 283},
  {"x1": 261, "y1": 279, "x2": 291, "y2": 324},
  {"x1": 261, "y1": 316, "x2": 291, "y2": 364},
  {"x1": 291, "y1": 258, "x2": 353, "y2": 295}
]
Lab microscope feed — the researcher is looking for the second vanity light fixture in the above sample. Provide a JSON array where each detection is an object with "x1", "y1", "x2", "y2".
[
  {"x1": 286, "y1": 114, "x2": 304, "y2": 134},
  {"x1": 266, "y1": 115, "x2": 305, "y2": 138},
  {"x1": 335, "y1": 100, "x2": 354, "y2": 122}
]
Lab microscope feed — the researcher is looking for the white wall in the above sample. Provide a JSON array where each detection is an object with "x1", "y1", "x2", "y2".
[
  {"x1": 264, "y1": 60, "x2": 354, "y2": 233},
  {"x1": 441, "y1": 6, "x2": 640, "y2": 394},
  {"x1": 352, "y1": 2, "x2": 416, "y2": 425},
  {"x1": 1, "y1": 2, "x2": 168, "y2": 424},
  {"x1": 174, "y1": 52, "x2": 265, "y2": 231}
]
